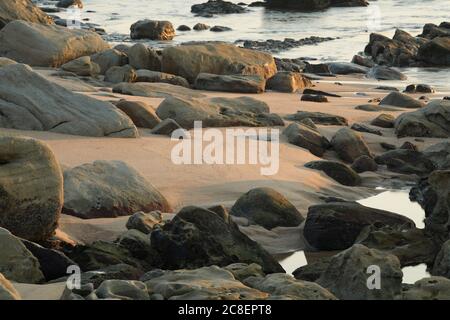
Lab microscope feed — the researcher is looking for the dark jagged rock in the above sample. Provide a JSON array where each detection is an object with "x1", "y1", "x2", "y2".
[
  {"x1": 375, "y1": 149, "x2": 436, "y2": 175},
  {"x1": 264, "y1": 0, "x2": 368, "y2": 11},
  {"x1": 191, "y1": 0, "x2": 247, "y2": 16},
  {"x1": 351, "y1": 155, "x2": 378, "y2": 173}
]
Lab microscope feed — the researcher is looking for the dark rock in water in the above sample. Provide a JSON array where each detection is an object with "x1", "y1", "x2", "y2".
[
  {"x1": 399, "y1": 141, "x2": 418, "y2": 151},
  {"x1": 417, "y1": 37, "x2": 450, "y2": 66},
  {"x1": 193, "y1": 23, "x2": 210, "y2": 30},
  {"x1": 248, "y1": 1, "x2": 267, "y2": 7},
  {"x1": 230, "y1": 187, "x2": 304, "y2": 229},
  {"x1": 40, "y1": 7, "x2": 62, "y2": 13},
  {"x1": 150, "y1": 118, "x2": 183, "y2": 136},
  {"x1": 240, "y1": 36, "x2": 334, "y2": 54},
  {"x1": 301, "y1": 94, "x2": 328, "y2": 103},
  {"x1": 423, "y1": 142, "x2": 450, "y2": 170},
  {"x1": 191, "y1": 0, "x2": 247, "y2": 15},
  {"x1": 177, "y1": 25, "x2": 191, "y2": 31},
  {"x1": 317, "y1": 244, "x2": 403, "y2": 300},
  {"x1": 304, "y1": 202, "x2": 415, "y2": 250},
  {"x1": 367, "y1": 66, "x2": 407, "y2": 80},
  {"x1": 194, "y1": 73, "x2": 265, "y2": 93},
  {"x1": 274, "y1": 57, "x2": 304, "y2": 72},
  {"x1": 404, "y1": 84, "x2": 435, "y2": 94},
  {"x1": 419, "y1": 22, "x2": 450, "y2": 40},
  {"x1": 351, "y1": 155, "x2": 378, "y2": 173},
  {"x1": 304, "y1": 63, "x2": 332, "y2": 75},
  {"x1": 210, "y1": 25, "x2": 232, "y2": 32},
  {"x1": 394, "y1": 99, "x2": 450, "y2": 138},
  {"x1": 375, "y1": 149, "x2": 436, "y2": 175},
  {"x1": 351, "y1": 123, "x2": 382, "y2": 136},
  {"x1": 381, "y1": 142, "x2": 397, "y2": 150},
  {"x1": 303, "y1": 88, "x2": 341, "y2": 97},
  {"x1": 331, "y1": 127, "x2": 372, "y2": 163},
  {"x1": 380, "y1": 91, "x2": 425, "y2": 109},
  {"x1": 283, "y1": 123, "x2": 330, "y2": 157},
  {"x1": 304, "y1": 161, "x2": 361, "y2": 186},
  {"x1": 371, "y1": 113, "x2": 395, "y2": 128},
  {"x1": 266, "y1": 71, "x2": 312, "y2": 93},
  {"x1": 150, "y1": 206, "x2": 284, "y2": 273},
  {"x1": 130, "y1": 20, "x2": 175, "y2": 40},
  {"x1": 264, "y1": 0, "x2": 368, "y2": 11},
  {"x1": 351, "y1": 54, "x2": 374, "y2": 68},
  {"x1": 327, "y1": 62, "x2": 369, "y2": 75},
  {"x1": 286, "y1": 111, "x2": 348, "y2": 126}
]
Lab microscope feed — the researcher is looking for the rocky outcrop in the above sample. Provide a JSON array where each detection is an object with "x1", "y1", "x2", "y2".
[
  {"x1": 431, "y1": 240, "x2": 450, "y2": 278},
  {"x1": 423, "y1": 142, "x2": 450, "y2": 170},
  {"x1": 304, "y1": 161, "x2": 361, "y2": 186},
  {"x1": 130, "y1": 20, "x2": 175, "y2": 40},
  {"x1": 0, "y1": 135, "x2": 63, "y2": 241},
  {"x1": 283, "y1": 123, "x2": 330, "y2": 157},
  {"x1": 330, "y1": 128, "x2": 372, "y2": 163},
  {"x1": 0, "y1": 0, "x2": 52, "y2": 29},
  {"x1": 63, "y1": 161, "x2": 171, "y2": 219},
  {"x1": 161, "y1": 43, "x2": 277, "y2": 83},
  {"x1": 0, "y1": 21, "x2": 109, "y2": 67},
  {"x1": 417, "y1": 36, "x2": 450, "y2": 66},
  {"x1": 194, "y1": 73, "x2": 266, "y2": 93},
  {"x1": 0, "y1": 64, "x2": 137, "y2": 137},
  {"x1": 402, "y1": 277, "x2": 450, "y2": 300},
  {"x1": 230, "y1": 187, "x2": 304, "y2": 229}
]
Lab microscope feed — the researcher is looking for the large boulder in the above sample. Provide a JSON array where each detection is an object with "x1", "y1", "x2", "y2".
[
  {"x1": 317, "y1": 244, "x2": 403, "y2": 300},
  {"x1": 0, "y1": 228, "x2": 45, "y2": 283},
  {"x1": 63, "y1": 160, "x2": 171, "y2": 219},
  {"x1": 430, "y1": 240, "x2": 450, "y2": 278},
  {"x1": 150, "y1": 206, "x2": 284, "y2": 273},
  {"x1": 394, "y1": 99, "x2": 450, "y2": 138},
  {"x1": 0, "y1": 20, "x2": 109, "y2": 67},
  {"x1": 266, "y1": 71, "x2": 312, "y2": 93},
  {"x1": 0, "y1": 64, "x2": 137, "y2": 137},
  {"x1": 417, "y1": 36, "x2": 450, "y2": 66},
  {"x1": 283, "y1": 123, "x2": 330, "y2": 157},
  {"x1": 230, "y1": 187, "x2": 304, "y2": 229},
  {"x1": 330, "y1": 127, "x2": 372, "y2": 163},
  {"x1": 374, "y1": 149, "x2": 436, "y2": 175},
  {"x1": 367, "y1": 65, "x2": 407, "y2": 80},
  {"x1": 304, "y1": 161, "x2": 361, "y2": 186},
  {"x1": 304, "y1": 202, "x2": 415, "y2": 250},
  {"x1": 194, "y1": 73, "x2": 266, "y2": 93},
  {"x1": 161, "y1": 43, "x2": 277, "y2": 83},
  {"x1": 156, "y1": 96, "x2": 283, "y2": 129},
  {"x1": 379, "y1": 91, "x2": 425, "y2": 109},
  {"x1": 0, "y1": 0, "x2": 52, "y2": 29},
  {"x1": 0, "y1": 135, "x2": 63, "y2": 241},
  {"x1": 130, "y1": 20, "x2": 175, "y2": 40},
  {"x1": 93, "y1": 279, "x2": 149, "y2": 300},
  {"x1": 327, "y1": 62, "x2": 369, "y2": 75}
]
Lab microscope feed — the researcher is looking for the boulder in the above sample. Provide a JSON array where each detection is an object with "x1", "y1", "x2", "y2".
[
  {"x1": 230, "y1": 187, "x2": 304, "y2": 229},
  {"x1": 351, "y1": 123, "x2": 382, "y2": 136},
  {"x1": 379, "y1": 91, "x2": 425, "y2": 109},
  {"x1": 394, "y1": 99, "x2": 450, "y2": 138},
  {"x1": 61, "y1": 56, "x2": 100, "y2": 76},
  {"x1": 286, "y1": 111, "x2": 348, "y2": 126},
  {"x1": 402, "y1": 277, "x2": 450, "y2": 300},
  {"x1": 0, "y1": 0, "x2": 52, "y2": 29},
  {"x1": 161, "y1": 43, "x2": 277, "y2": 83},
  {"x1": 127, "y1": 43, "x2": 162, "y2": 71},
  {"x1": 0, "y1": 64, "x2": 137, "y2": 137},
  {"x1": 94, "y1": 280, "x2": 149, "y2": 300},
  {"x1": 194, "y1": 73, "x2": 266, "y2": 93},
  {"x1": 135, "y1": 70, "x2": 189, "y2": 88},
  {"x1": 374, "y1": 149, "x2": 436, "y2": 175},
  {"x1": 330, "y1": 127, "x2": 372, "y2": 163},
  {"x1": 210, "y1": 25, "x2": 232, "y2": 32},
  {"x1": 0, "y1": 228, "x2": 45, "y2": 283},
  {"x1": 423, "y1": 142, "x2": 450, "y2": 170},
  {"x1": 150, "y1": 119, "x2": 183, "y2": 136},
  {"x1": 404, "y1": 84, "x2": 435, "y2": 94},
  {"x1": 283, "y1": 122, "x2": 330, "y2": 157},
  {"x1": 126, "y1": 211, "x2": 163, "y2": 234},
  {"x1": 304, "y1": 161, "x2": 361, "y2": 186},
  {"x1": 264, "y1": 0, "x2": 368, "y2": 11},
  {"x1": 191, "y1": 0, "x2": 247, "y2": 15},
  {"x1": 156, "y1": 96, "x2": 283, "y2": 129},
  {"x1": 302, "y1": 88, "x2": 341, "y2": 97},
  {"x1": 193, "y1": 23, "x2": 210, "y2": 31},
  {"x1": 116, "y1": 229, "x2": 153, "y2": 261},
  {"x1": 113, "y1": 82, "x2": 205, "y2": 99},
  {"x1": 351, "y1": 54, "x2": 374, "y2": 68},
  {"x1": 104, "y1": 65, "x2": 137, "y2": 83},
  {"x1": 317, "y1": 244, "x2": 403, "y2": 300},
  {"x1": 351, "y1": 155, "x2": 378, "y2": 173},
  {"x1": 367, "y1": 66, "x2": 407, "y2": 80},
  {"x1": 293, "y1": 256, "x2": 332, "y2": 282},
  {"x1": 130, "y1": 20, "x2": 175, "y2": 40},
  {"x1": 417, "y1": 36, "x2": 450, "y2": 66},
  {"x1": 327, "y1": 62, "x2": 369, "y2": 75},
  {"x1": 114, "y1": 100, "x2": 160, "y2": 129},
  {"x1": 177, "y1": 25, "x2": 191, "y2": 31},
  {"x1": 0, "y1": 20, "x2": 109, "y2": 67},
  {"x1": 143, "y1": 266, "x2": 267, "y2": 300},
  {"x1": 371, "y1": 113, "x2": 395, "y2": 128},
  {"x1": 150, "y1": 206, "x2": 284, "y2": 273},
  {"x1": 303, "y1": 202, "x2": 415, "y2": 250},
  {"x1": 0, "y1": 273, "x2": 20, "y2": 300},
  {"x1": 432, "y1": 241, "x2": 450, "y2": 278},
  {"x1": 91, "y1": 49, "x2": 128, "y2": 74},
  {"x1": 63, "y1": 160, "x2": 171, "y2": 219},
  {"x1": 223, "y1": 263, "x2": 265, "y2": 282},
  {"x1": 301, "y1": 94, "x2": 328, "y2": 103},
  {"x1": 56, "y1": 0, "x2": 83, "y2": 8},
  {"x1": 0, "y1": 135, "x2": 63, "y2": 241}
]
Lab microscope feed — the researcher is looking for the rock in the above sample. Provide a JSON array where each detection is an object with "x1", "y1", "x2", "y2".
[
  {"x1": 0, "y1": 228, "x2": 45, "y2": 283},
  {"x1": 116, "y1": 229, "x2": 154, "y2": 261},
  {"x1": 191, "y1": 0, "x2": 247, "y2": 15},
  {"x1": 265, "y1": 71, "x2": 312, "y2": 93},
  {"x1": 177, "y1": 25, "x2": 191, "y2": 31},
  {"x1": 417, "y1": 37, "x2": 450, "y2": 66},
  {"x1": 0, "y1": 0, "x2": 52, "y2": 29},
  {"x1": 150, "y1": 119, "x2": 183, "y2": 136},
  {"x1": 301, "y1": 94, "x2": 328, "y2": 103},
  {"x1": 150, "y1": 206, "x2": 284, "y2": 273},
  {"x1": 423, "y1": 142, "x2": 450, "y2": 170},
  {"x1": 327, "y1": 62, "x2": 368, "y2": 75},
  {"x1": 351, "y1": 123, "x2": 382, "y2": 136},
  {"x1": 298, "y1": 117, "x2": 318, "y2": 130},
  {"x1": 404, "y1": 84, "x2": 435, "y2": 94},
  {"x1": 304, "y1": 63, "x2": 332, "y2": 75},
  {"x1": 293, "y1": 256, "x2": 332, "y2": 282},
  {"x1": 130, "y1": 20, "x2": 175, "y2": 40},
  {"x1": 127, "y1": 43, "x2": 162, "y2": 71},
  {"x1": 56, "y1": 0, "x2": 83, "y2": 8},
  {"x1": 283, "y1": 123, "x2": 330, "y2": 156},
  {"x1": 351, "y1": 54, "x2": 374, "y2": 68},
  {"x1": 0, "y1": 135, "x2": 63, "y2": 241},
  {"x1": 286, "y1": 111, "x2": 348, "y2": 126},
  {"x1": 94, "y1": 280, "x2": 149, "y2": 300},
  {"x1": 400, "y1": 141, "x2": 418, "y2": 151},
  {"x1": 264, "y1": 0, "x2": 368, "y2": 11},
  {"x1": 61, "y1": 56, "x2": 100, "y2": 76},
  {"x1": 104, "y1": 65, "x2": 137, "y2": 83},
  {"x1": 161, "y1": 43, "x2": 277, "y2": 83},
  {"x1": 244, "y1": 273, "x2": 336, "y2": 300},
  {"x1": 0, "y1": 21, "x2": 109, "y2": 67},
  {"x1": 230, "y1": 187, "x2": 304, "y2": 229},
  {"x1": 304, "y1": 161, "x2": 361, "y2": 186},
  {"x1": 223, "y1": 263, "x2": 265, "y2": 282},
  {"x1": 210, "y1": 25, "x2": 232, "y2": 32},
  {"x1": 156, "y1": 96, "x2": 283, "y2": 129},
  {"x1": 367, "y1": 66, "x2": 407, "y2": 80},
  {"x1": 419, "y1": 22, "x2": 450, "y2": 39},
  {"x1": 351, "y1": 155, "x2": 378, "y2": 173},
  {"x1": 330, "y1": 127, "x2": 372, "y2": 163},
  {"x1": 379, "y1": 91, "x2": 425, "y2": 109},
  {"x1": 317, "y1": 244, "x2": 403, "y2": 300},
  {"x1": 381, "y1": 142, "x2": 397, "y2": 150},
  {"x1": 144, "y1": 266, "x2": 267, "y2": 300},
  {"x1": 22, "y1": 239, "x2": 76, "y2": 281},
  {"x1": 302, "y1": 88, "x2": 341, "y2": 97},
  {"x1": 194, "y1": 73, "x2": 266, "y2": 93},
  {"x1": 126, "y1": 211, "x2": 163, "y2": 234},
  {"x1": 91, "y1": 49, "x2": 128, "y2": 74},
  {"x1": 193, "y1": 23, "x2": 210, "y2": 31},
  {"x1": 394, "y1": 99, "x2": 450, "y2": 138},
  {"x1": 402, "y1": 277, "x2": 450, "y2": 300},
  {"x1": 135, "y1": 70, "x2": 189, "y2": 88},
  {"x1": 304, "y1": 202, "x2": 415, "y2": 250},
  {"x1": 113, "y1": 82, "x2": 205, "y2": 99},
  {"x1": 114, "y1": 100, "x2": 161, "y2": 129},
  {"x1": 374, "y1": 149, "x2": 436, "y2": 175},
  {"x1": 0, "y1": 64, "x2": 137, "y2": 137},
  {"x1": 0, "y1": 273, "x2": 20, "y2": 300},
  {"x1": 63, "y1": 160, "x2": 171, "y2": 219},
  {"x1": 371, "y1": 113, "x2": 395, "y2": 128}
]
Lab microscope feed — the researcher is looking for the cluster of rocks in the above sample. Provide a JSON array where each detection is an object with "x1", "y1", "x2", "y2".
[
  {"x1": 238, "y1": 36, "x2": 335, "y2": 54},
  {"x1": 263, "y1": 0, "x2": 369, "y2": 11}
]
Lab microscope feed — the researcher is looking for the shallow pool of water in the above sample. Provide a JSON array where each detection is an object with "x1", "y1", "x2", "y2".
[
  {"x1": 279, "y1": 251, "x2": 308, "y2": 275},
  {"x1": 402, "y1": 264, "x2": 430, "y2": 284}
]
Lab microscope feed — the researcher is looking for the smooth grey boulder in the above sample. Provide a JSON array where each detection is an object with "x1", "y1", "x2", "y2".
[
  {"x1": 330, "y1": 127, "x2": 372, "y2": 163},
  {"x1": 379, "y1": 91, "x2": 425, "y2": 109},
  {"x1": 286, "y1": 111, "x2": 348, "y2": 126},
  {"x1": 150, "y1": 118, "x2": 183, "y2": 136},
  {"x1": 367, "y1": 66, "x2": 407, "y2": 80},
  {"x1": 104, "y1": 65, "x2": 137, "y2": 83},
  {"x1": 371, "y1": 113, "x2": 395, "y2": 128},
  {"x1": 402, "y1": 277, "x2": 450, "y2": 300},
  {"x1": 94, "y1": 280, "x2": 149, "y2": 300},
  {"x1": 327, "y1": 62, "x2": 369, "y2": 75}
]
